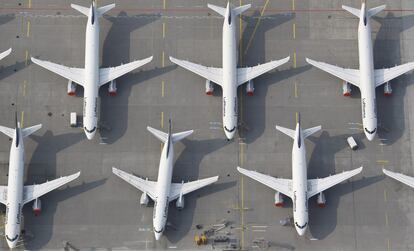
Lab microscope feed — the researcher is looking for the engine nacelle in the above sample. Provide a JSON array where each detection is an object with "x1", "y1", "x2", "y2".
[
  {"x1": 246, "y1": 80, "x2": 254, "y2": 96},
  {"x1": 176, "y1": 194, "x2": 184, "y2": 210},
  {"x1": 274, "y1": 192, "x2": 284, "y2": 207},
  {"x1": 140, "y1": 192, "x2": 149, "y2": 206},
  {"x1": 384, "y1": 82, "x2": 392, "y2": 96},
  {"x1": 108, "y1": 80, "x2": 117, "y2": 96},
  {"x1": 67, "y1": 80, "x2": 76, "y2": 96},
  {"x1": 317, "y1": 192, "x2": 326, "y2": 208},
  {"x1": 32, "y1": 198, "x2": 41, "y2": 216},
  {"x1": 342, "y1": 81, "x2": 351, "y2": 96},
  {"x1": 205, "y1": 80, "x2": 214, "y2": 96}
]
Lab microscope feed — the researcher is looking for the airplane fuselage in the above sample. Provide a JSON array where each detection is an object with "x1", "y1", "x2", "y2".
[
  {"x1": 83, "y1": 6, "x2": 100, "y2": 140},
  {"x1": 358, "y1": 5, "x2": 377, "y2": 141},
  {"x1": 291, "y1": 124, "x2": 308, "y2": 236},
  {"x1": 153, "y1": 137, "x2": 174, "y2": 240},
  {"x1": 221, "y1": 11, "x2": 238, "y2": 139},
  {"x1": 5, "y1": 128, "x2": 24, "y2": 248}
]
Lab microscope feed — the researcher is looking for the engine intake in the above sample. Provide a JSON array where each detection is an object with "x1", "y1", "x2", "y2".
[
  {"x1": 140, "y1": 192, "x2": 149, "y2": 206},
  {"x1": 67, "y1": 80, "x2": 76, "y2": 96},
  {"x1": 342, "y1": 81, "x2": 351, "y2": 96},
  {"x1": 384, "y1": 82, "x2": 392, "y2": 96},
  {"x1": 176, "y1": 194, "x2": 184, "y2": 210},
  {"x1": 205, "y1": 80, "x2": 214, "y2": 96},
  {"x1": 109, "y1": 80, "x2": 117, "y2": 96},
  {"x1": 317, "y1": 192, "x2": 326, "y2": 208},
  {"x1": 246, "y1": 80, "x2": 254, "y2": 96},
  {"x1": 274, "y1": 192, "x2": 284, "y2": 207},
  {"x1": 32, "y1": 198, "x2": 41, "y2": 216}
]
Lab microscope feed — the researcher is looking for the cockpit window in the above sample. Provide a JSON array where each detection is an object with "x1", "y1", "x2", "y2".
[
  {"x1": 6, "y1": 234, "x2": 18, "y2": 242},
  {"x1": 224, "y1": 126, "x2": 236, "y2": 133},
  {"x1": 364, "y1": 127, "x2": 376, "y2": 134},
  {"x1": 84, "y1": 127, "x2": 96, "y2": 133},
  {"x1": 154, "y1": 227, "x2": 164, "y2": 233},
  {"x1": 295, "y1": 222, "x2": 307, "y2": 229}
]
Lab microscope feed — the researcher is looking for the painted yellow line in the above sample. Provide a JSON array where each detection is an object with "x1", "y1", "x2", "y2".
[
  {"x1": 239, "y1": 142, "x2": 245, "y2": 250},
  {"x1": 26, "y1": 21, "x2": 30, "y2": 37},
  {"x1": 161, "y1": 111, "x2": 164, "y2": 128},
  {"x1": 162, "y1": 22, "x2": 166, "y2": 38},
  {"x1": 163, "y1": 0, "x2": 166, "y2": 10},
  {"x1": 244, "y1": 0, "x2": 270, "y2": 55},
  {"x1": 23, "y1": 80, "x2": 26, "y2": 97},
  {"x1": 293, "y1": 23, "x2": 296, "y2": 39},
  {"x1": 25, "y1": 50, "x2": 29, "y2": 66},
  {"x1": 28, "y1": 0, "x2": 32, "y2": 8},
  {"x1": 384, "y1": 189, "x2": 387, "y2": 202},
  {"x1": 293, "y1": 51, "x2": 297, "y2": 68},
  {"x1": 296, "y1": 112, "x2": 298, "y2": 123},
  {"x1": 162, "y1": 51, "x2": 165, "y2": 67},
  {"x1": 387, "y1": 239, "x2": 390, "y2": 251},
  {"x1": 294, "y1": 82, "x2": 298, "y2": 98},
  {"x1": 377, "y1": 160, "x2": 389, "y2": 164},
  {"x1": 385, "y1": 212, "x2": 388, "y2": 226},
  {"x1": 161, "y1": 80, "x2": 165, "y2": 97},
  {"x1": 292, "y1": 0, "x2": 295, "y2": 11},
  {"x1": 20, "y1": 111, "x2": 24, "y2": 127}
]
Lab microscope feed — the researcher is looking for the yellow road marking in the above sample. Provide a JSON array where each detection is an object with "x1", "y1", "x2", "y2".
[
  {"x1": 161, "y1": 80, "x2": 165, "y2": 97},
  {"x1": 377, "y1": 160, "x2": 389, "y2": 165},
  {"x1": 384, "y1": 189, "x2": 387, "y2": 202},
  {"x1": 161, "y1": 111, "x2": 164, "y2": 128},
  {"x1": 294, "y1": 81, "x2": 298, "y2": 98},
  {"x1": 162, "y1": 51, "x2": 165, "y2": 67},
  {"x1": 293, "y1": 51, "x2": 297, "y2": 68},
  {"x1": 293, "y1": 23, "x2": 296, "y2": 39},
  {"x1": 26, "y1": 21, "x2": 30, "y2": 37},
  {"x1": 244, "y1": 0, "x2": 270, "y2": 55},
  {"x1": 25, "y1": 50, "x2": 29, "y2": 66},
  {"x1": 20, "y1": 111, "x2": 24, "y2": 127},
  {"x1": 239, "y1": 141, "x2": 245, "y2": 250},
  {"x1": 28, "y1": 0, "x2": 32, "y2": 8},
  {"x1": 23, "y1": 80, "x2": 26, "y2": 97},
  {"x1": 163, "y1": 0, "x2": 166, "y2": 10},
  {"x1": 162, "y1": 23, "x2": 166, "y2": 38},
  {"x1": 292, "y1": 0, "x2": 295, "y2": 11},
  {"x1": 387, "y1": 239, "x2": 390, "y2": 251},
  {"x1": 296, "y1": 112, "x2": 298, "y2": 123}
]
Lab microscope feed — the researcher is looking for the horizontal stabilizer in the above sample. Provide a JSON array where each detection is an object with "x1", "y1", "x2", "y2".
[
  {"x1": 237, "y1": 166, "x2": 293, "y2": 198},
  {"x1": 97, "y1": 4, "x2": 116, "y2": 17},
  {"x1": 0, "y1": 125, "x2": 14, "y2": 138},
  {"x1": 307, "y1": 167, "x2": 363, "y2": 198},
  {"x1": 147, "y1": 126, "x2": 168, "y2": 143},
  {"x1": 233, "y1": 4, "x2": 251, "y2": 16},
  {"x1": 170, "y1": 56, "x2": 223, "y2": 86},
  {"x1": 207, "y1": 4, "x2": 226, "y2": 17},
  {"x1": 71, "y1": 4, "x2": 90, "y2": 16},
  {"x1": 275, "y1": 125, "x2": 295, "y2": 139},
  {"x1": 383, "y1": 169, "x2": 414, "y2": 189},
  {"x1": 303, "y1": 125, "x2": 322, "y2": 139},
  {"x1": 172, "y1": 130, "x2": 194, "y2": 143},
  {"x1": 23, "y1": 172, "x2": 80, "y2": 204},
  {"x1": 374, "y1": 62, "x2": 414, "y2": 87},
  {"x1": 99, "y1": 56, "x2": 153, "y2": 86},
  {"x1": 31, "y1": 57, "x2": 85, "y2": 86},
  {"x1": 237, "y1": 56, "x2": 290, "y2": 86},
  {"x1": 306, "y1": 58, "x2": 360, "y2": 88},
  {"x1": 169, "y1": 176, "x2": 219, "y2": 201},
  {"x1": 0, "y1": 48, "x2": 11, "y2": 61},
  {"x1": 342, "y1": 5, "x2": 361, "y2": 18},
  {"x1": 112, "y1": 167, "x2": 157, "y2": 200},
  {"x1": 22, "y1": 124, "x2": 42, "y2": 138},
  {"x1": 368, "y1": 5, "x2": 386, "y2": 17}
]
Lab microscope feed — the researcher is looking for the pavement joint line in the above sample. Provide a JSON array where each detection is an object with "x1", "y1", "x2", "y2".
[
  {"x1": 26, "y1": 20, "x2": 30, "y2": 37},
  {"x1": 244, "y1": 0, "x2": 270, "y2": 55},
  {"x1": 385, "y1": 212, "x2": 388, "y2": 226},
  {"x1": 384, "y1": 189, "x2": 387, "y2": 202},
  {"x1": 387, "y1": 239, "x2": 390, "y2": 251},
  {"x1": 21, "y1": 15, "x2": 24, "y2": 34},
  {"x1": 296, "y1": 112, "x2": 298, "y2": 123},
  {"x1": 23, "y1": 80, "x2": 26, "y2": 97}
]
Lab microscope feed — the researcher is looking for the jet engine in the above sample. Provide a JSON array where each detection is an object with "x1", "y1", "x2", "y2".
[
  {"x1": 140, "y1": 192, "x2": 149, "y2": 206},
  {"x1": 67, "y1": 80, "x2": 76, "y2": 96},
  {"x1": 274, "y1": 192, "x2": 284, "y2": 207},
  {"x1": 108, "y1": 80, "x2": 117, "y2": 96},
  {"x1": 246, "y1": 80, "x2": 254, "y2": 96},
  {"x1": 205, "y1": 80, "x2": 214, "y2": 96},
  {"x1": 176, "y1": 194, "x2": 184, "y2": 210},
  {"x1": 342, "y1": 81, "x2": 351, "y2": 96},
  {"x1": 384, "y1": 82, "x2": 392, "y2": 96},
  {"x1": 317, "y1": 192, "x2": 326, "y2": 208},
  {"x1": 32, "y1": 198, "x2": 41, "y2": 216}
]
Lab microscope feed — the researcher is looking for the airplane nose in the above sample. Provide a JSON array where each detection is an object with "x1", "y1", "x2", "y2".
[
  {"x1": 85, "y1": 130, "x2": 96, "y2": 140},
  {"x1": 154, "y1": 232, "x2": 162, "y2": 241},
  {"x1": 7, "y1": 240, "x2": 16, "y2": 249},
  {"x1": 366, "y1": 132, "x2": 375, "y2": 141},
  {"x1": 295, "y1": 226, "x2": 307, "y2": 236},
  {"x1": 224, "y1": 130, "x2": 235, "y2": 140}
]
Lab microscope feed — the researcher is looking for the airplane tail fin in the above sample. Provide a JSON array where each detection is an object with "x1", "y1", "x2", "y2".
[
  {"x1": 207, "y1": 3, "x2": 251, "y2": 17},
  {"x1": 71, "y1": 2, "x2": 115, "y2": 17},
  {"x1": 147, "y1": 120, "x2": 193, "y2": 144},
  {"x1": 71, "y1": 4, "x2": 90, "y2": 16},
  {"x1": 342, "y1": 3, "x2": 386, "y2": 18}
]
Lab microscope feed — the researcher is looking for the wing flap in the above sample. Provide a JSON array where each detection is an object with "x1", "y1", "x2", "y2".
[
  {"x1": 307, "y1": 167, "x2": 363, "y2": 198},
  {"x1": 112, "y1": 167, "x2": 157, "y2": 200},
  {"x1": 306, "y1": 58, "x2": 360, "y2": 88},
  {"x1": 169, "y1": 176, "x2": 218, "y2": 201},
  {"x1": 170, "y1": 57, "x2": 223, "y2": 86},
  {"x1": 375, "y1": 62, "x2": 414, "y2": 87},
  {"x1": 31, "y1": 57, "x2": 85, "y2": 86},
  {"x1": 23, "y1": 172, "x2": 80, "y2": 204},
  {"x1": 383, "y1": 169, "x2": 414, "y2": 189},
  {"x1": 99, "y1": 56, "x2": 153, "y2": 86},
  {"x1": 237, "y1": 56, "x2": 290, "y2": 86},
  {"x1": 237, "y1": 167, "x2": 293, "y2": 198}
]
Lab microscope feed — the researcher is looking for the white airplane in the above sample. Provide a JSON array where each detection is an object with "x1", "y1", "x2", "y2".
[
  {"x1": 170, "y1": 2, "x2": 290, "y2": 140},
  {"x1": 383, "y1": 169, "x2": 414, "y2": 189},
  {"x1": 112, "y1": 120, "x2": 218, "y2": 240},
  {"x1": 0, "y1": 116, "x2": 80, "y2": 248},
  {"x1": 306, "y1": 2, "x2": 414, "y2": 141},
  {"x1": 237, "y1": 115, "x2": 363, "y2": 236},
  {"x1": 0, "y1": 48, "x2": 11, "y2": 62},
  {"x1": 31, "y1": 1, "x2": 153, "y2": 140}
]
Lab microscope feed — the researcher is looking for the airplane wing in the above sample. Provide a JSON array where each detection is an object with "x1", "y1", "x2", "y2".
[
  {"x1": 170, "y1": 56, "x2": 223, "y2": 86},
  {"x1": 169, "y1": 176, "x2": 218, "y2": 201},
  {"x1": 99, "y1": 56, "x2": 153, "y2": 86},
  {"x1": 22, "y1": 172, "x2": 80, "y2": 204},
  {"x1": 112, "y1": 167, "x2": 157, "y2": 200},
  {"x1": 237, "y1": 56, "x2": 290, "y2": 86},
  {"x1": 383, "y1": 169, "x2": 414, "y2": 189},
  {"x1": 0, "y1": 186, "x2": 7, "y2": 205},
  {"x1": 0, "y1": 48, "x2": 11, "y2": 61},
  {"x1": 374, "y1": 62, "x2": 414, "y2": 87},
  {"x1": 31, "y1": 57, "x2": 85, "y2": 86},
  {"x1": 237, "y1": 167, "x2": 293, "y2": 198},
  {"x1": 306, "y1": 58, "x2": 360, "y2": 88},
  {"x1": 307, "y1": 167, "x2": 363, "y2": 199}
]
